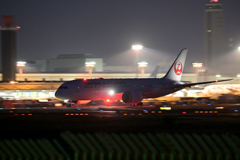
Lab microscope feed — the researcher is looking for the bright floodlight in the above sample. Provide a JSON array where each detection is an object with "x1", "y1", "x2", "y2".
[
  {"x1": 138, "y1": 62, "x2": 148, "y2": 67},
  {"x1": 132, "y1": 45, "x2": 143, "y2": 50},
  {"x1": 238, "y1": 46, "x2": 240, "y2": 51},
  {"x1": 109, "y1": 90, "x2": 114, "y2": 95},
  {"x1": 85, "y1": 62, "x2": 96, "y2": 67},
  {"x1": 17, "y1": 61, "x2": 26, "y2": 67},
  {"x1": 216, "y1": 74, "x2": 221, "y2": 78},
  {"x1": 192, "y1": 62, "x2": 202, "y2": 68}
]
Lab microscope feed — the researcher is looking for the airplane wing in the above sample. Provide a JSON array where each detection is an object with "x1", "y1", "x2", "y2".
[{"x1": 142, "y1": 79, "x2": 233, "y2": 93}]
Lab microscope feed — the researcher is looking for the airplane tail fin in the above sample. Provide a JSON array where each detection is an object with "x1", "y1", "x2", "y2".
[
  {"x1": 163, "y1": 48, "x2": 188, "y2": 81},
  {"x1": 149, "y1": 65, "x2": 159, "y2": 78}
]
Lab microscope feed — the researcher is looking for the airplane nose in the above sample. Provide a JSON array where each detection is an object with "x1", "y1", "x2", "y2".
[{"x1": 55, "y1": 89, "x2": 62, "y2": 99}]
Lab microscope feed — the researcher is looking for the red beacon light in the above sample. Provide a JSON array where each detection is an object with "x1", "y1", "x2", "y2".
[
  {"x1": 83, "y1": 78, "x2": 87, "y2": 81},
  {"x1": 215, "y1": 80, "x2": 218, "y2": 82},
  {"x1": 16, "y1": 26, "x2": 21, "y2": 29}
]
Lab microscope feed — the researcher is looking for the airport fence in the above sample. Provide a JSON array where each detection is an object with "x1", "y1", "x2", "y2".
[{"x1": 0, "y1": 132, "x2": 239, "y2": 160}]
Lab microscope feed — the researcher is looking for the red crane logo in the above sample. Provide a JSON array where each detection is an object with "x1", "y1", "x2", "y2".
[{"x1": 174, "y1": 61, "x2": 182, "y2": 75}]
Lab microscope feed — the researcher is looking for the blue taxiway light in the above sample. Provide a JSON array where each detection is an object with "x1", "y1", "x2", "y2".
[
  {"x1": 76, "y1": 107, "x2": 81, "y2": 110},
  {"x1": 234, "y1": 110, "x2": 238, "y2": 112}
]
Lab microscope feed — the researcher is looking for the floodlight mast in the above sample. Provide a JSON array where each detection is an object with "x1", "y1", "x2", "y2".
[
  {"x1": 17, "y1": 61, "x2": 26, "y2": 81},
  {"x1": 85, "y1": 62, "x2": 96, "y2": 79},
  {"x1": 132, "y1": 44, "x2": 143, "y2": 78},
  {"x1": 138, "y1": 62, "x2": 148, "y2": 78}
]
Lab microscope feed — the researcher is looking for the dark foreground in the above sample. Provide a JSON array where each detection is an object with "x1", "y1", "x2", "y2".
[{"x1": 0, "y1": 105, "x2": 240, "y2": 159}]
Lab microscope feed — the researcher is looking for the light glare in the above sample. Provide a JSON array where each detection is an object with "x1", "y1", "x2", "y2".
[
  {"x1": 132, "y1": 45, "x2": 143, "y2": 50},
  {"x1": 17, "y1": 61, "x2": 26, "y2": 67},
  {"x1": 85, "y1": 62, "x2": 96, "y2": 67},
  {"x1": 138, "y1": 62, "x2": 148, "y2": 67},
  {"x1": 192, "y1": 63, "x2": 202, "y2": 68},
  {"x1": 109, "y1": 90, "x2": 114, "y2": 95}
]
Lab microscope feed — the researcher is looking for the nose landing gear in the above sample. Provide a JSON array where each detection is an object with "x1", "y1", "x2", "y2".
[{"x1": 66, "y1": 100, "x2": 78, "y2": 107}]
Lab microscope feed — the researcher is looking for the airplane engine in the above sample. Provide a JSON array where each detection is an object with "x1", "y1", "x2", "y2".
[{"x1": 122, "y1": 90, "x2": 143, "y2": 103}]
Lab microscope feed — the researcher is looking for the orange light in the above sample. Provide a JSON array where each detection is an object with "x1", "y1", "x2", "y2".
[
  {"x1": 106, "y1": 99, "x2": 110, "y2": 102},
  {"x1": 10, "y1": 81, "x2": 17, "y2": 84}
]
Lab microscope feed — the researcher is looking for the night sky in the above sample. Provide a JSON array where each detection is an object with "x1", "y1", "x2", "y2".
[{"x1": 1, "y1": 0, "x2": 240, "y2": 71}]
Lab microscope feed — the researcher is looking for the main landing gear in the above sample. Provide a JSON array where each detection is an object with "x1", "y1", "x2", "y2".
[
  {"x1": 131, "y1": 102, "x2": 143, "y2": 106},
  {"x1": 66, "y1": 103, "x2": 72, "y2": 107},
  {"x1": 66, "y1": 100, "x2": 78, "y2": 108}
]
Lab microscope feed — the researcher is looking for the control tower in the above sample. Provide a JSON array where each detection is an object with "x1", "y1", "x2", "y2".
[
  {"x1": 204, "y1": 0, "x2": 225, "y2": 73},
  {"x1": 0, "y1": 15, "x2": 20, "y2": 82}
]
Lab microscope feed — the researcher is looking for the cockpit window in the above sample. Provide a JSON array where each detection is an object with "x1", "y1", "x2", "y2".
[{"x1": 59, "y1": 86, "x2": 68, "y2": 89}]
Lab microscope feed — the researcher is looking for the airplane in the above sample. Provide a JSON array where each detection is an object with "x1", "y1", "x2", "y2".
[
  {"x1": 149, "y1": 65, "x2": 159, "y2": 78},
  {"x1": 55, "y1": 48, "x2": 232, "y2": 107},
  {"x1": 202, "y1": 84, "x2": 240, "y2": 97}
]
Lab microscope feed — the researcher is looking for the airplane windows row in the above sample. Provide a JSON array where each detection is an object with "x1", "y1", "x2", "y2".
[
  {"x1": 141, "y1": 84, "x2": 164, "y2": 87},
  {"x1": 82, "y1": 84, "x2": 165, "y2": 89},
  {"x1": 59, "y1": 86, "x2": 68, "y2": 89}
]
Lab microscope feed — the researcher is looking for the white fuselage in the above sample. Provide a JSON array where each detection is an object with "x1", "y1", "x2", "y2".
[{"x1": 55, "y1": 78, "x2": 184, "y2": 101}]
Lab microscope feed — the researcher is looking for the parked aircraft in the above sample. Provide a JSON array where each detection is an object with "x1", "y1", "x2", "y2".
[{"x1": 202, "y1": 84, "x2": 240, "y2": 97}]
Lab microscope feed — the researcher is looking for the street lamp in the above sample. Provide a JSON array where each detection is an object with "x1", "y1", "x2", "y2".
[
  {"x1": 85, "y1": 62, "x2": 96, "y2": 79},
  {"x1": 192, "y1": 62, "x2": 203, "y2": 82},
  {"x1": 16, "y1": 61, "x2": 26, "y2": 81},
  {"x1": 132, "y1": 44, "x2": 143, "y2": 78},
  {"x1": 138, "y1": 62, "x2": 148, "y2": 78}
]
